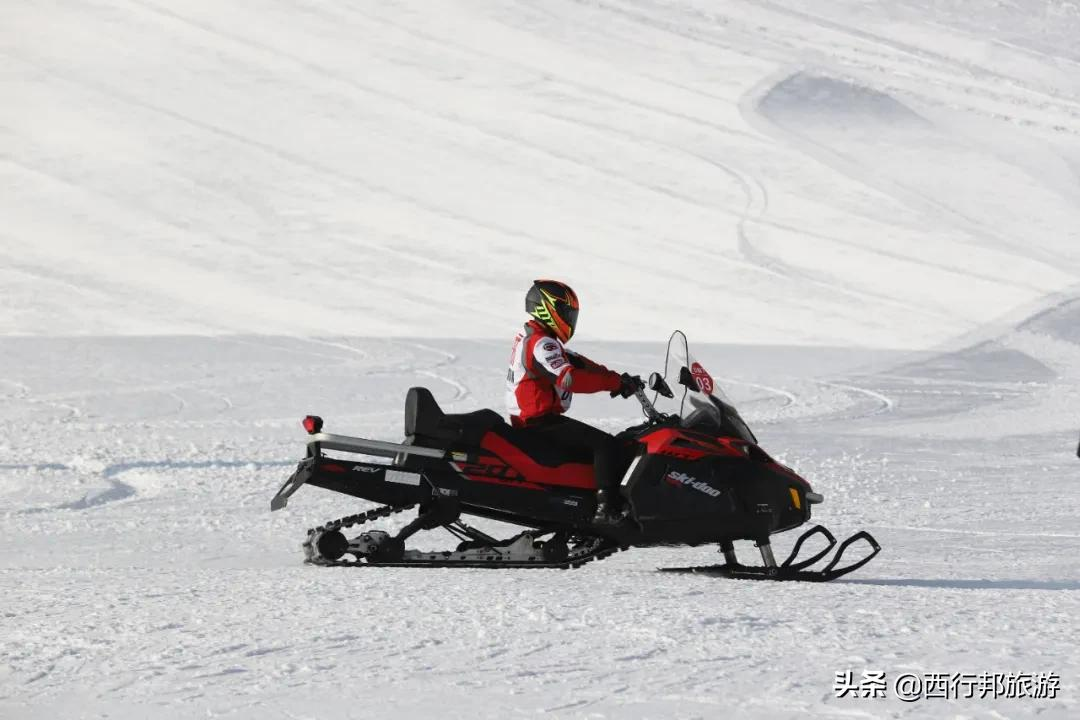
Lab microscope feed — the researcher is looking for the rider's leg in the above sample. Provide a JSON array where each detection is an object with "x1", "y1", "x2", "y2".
[{"x1": 530, "y1": 415, "x2": 621, "y2": 519}]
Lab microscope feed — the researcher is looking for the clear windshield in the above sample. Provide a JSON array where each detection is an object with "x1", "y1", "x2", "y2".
[{"x1": 651, "y1": 331, "x2": 758, "y2": 444}]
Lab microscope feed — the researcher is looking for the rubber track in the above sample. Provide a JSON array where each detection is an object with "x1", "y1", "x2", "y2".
[{"x1": 303, "y1": 504, "x2": 623, "y2": 569}]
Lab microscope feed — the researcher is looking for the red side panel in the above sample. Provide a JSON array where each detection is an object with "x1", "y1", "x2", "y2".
[
  {"x1": 639, "y1": 428, "x2": 747, "y2": 460},
  {"x1": 480, "y1": 432, "x2": 597, "y2": 489},
  {"x1": 638, "y1": 427, "x2": 811, "y2": 488},
  {"x1": 454, "y1": 465, "x2": 549, "y2": 491}
]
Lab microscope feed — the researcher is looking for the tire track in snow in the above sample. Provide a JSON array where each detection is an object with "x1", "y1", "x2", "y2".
[
  {"x1": 117, "y1": 0, "x2": 781, "y2": 292},
  {"x1": 761, "y1": 377, "x2": 895, "y2": 425},
  {"x1": 0, "y1": 158, "x2": 270, "y2": 335},
  {"x1": 340, "y1": 0, "x2": 762, "y2": 142},
  {"x1": 118, "y1": 0, "x2": 703, "y2": 226},
  {"x1": 713, "y1": 374, "x2": 890, "y2": 424},
  {"x1": 534, "y1": 105, "x2": 959, "y2": 323},
  {"x1": 90, "y1": 0, "x2": 1008, "y2": 323},
  {"x1": 0, "y1": 378, "x2": 31, "y2": 400},
  {"x1": 0, "y1": 49, "x2": 555, "y2": 259},
  {"x1": 517, "y1": 0, "x2": 759, "y2": 112},
  {"x1": 0, "y1": 369, "x2": 82, "y2": 424},
  {"x1": 714, "y1": 375, "x2": 798, "y2": 410},
  {"x1": 554, "y1": 86, "x2": 1047, "y2": 299},
  {"x1": 742, "y1": 74, "x2": 1078, "y2": 287},
  {"x1": 301, "y1": 337, "x2": 471, "y2": 404},
  {"x1": 815, "y1": 379, "x2": 895, "y2": 418},
  {"x1": 17, "y1": 459, "x2": 296, "y2": 515},
  {"x1": 25, "y1": 374, "x2": 235, "y2": 423},
  {"x1": 348, "y1": 1, "x2": 843, "y2": 295},
  {"x1": 406, "y1": 342, "x2": 470, "y2": 404},
  {"x1": 685, "y1": 147, "x2": 965, "y2": 321}
]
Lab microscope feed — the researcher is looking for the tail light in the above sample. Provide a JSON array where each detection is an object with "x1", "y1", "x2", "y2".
[{"x1": 302, "y1": 415, "x2": 324, "y2": 434}]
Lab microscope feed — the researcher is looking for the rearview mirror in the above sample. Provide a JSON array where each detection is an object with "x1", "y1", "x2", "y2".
[
  {"x1": 648, "y1": 372, "x2": 674, "y2": 399},
  {"x1": 678, "y1": 366, "x2": 700, "y2": 392}
]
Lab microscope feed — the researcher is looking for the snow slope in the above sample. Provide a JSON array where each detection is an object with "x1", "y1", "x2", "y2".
[
  {"x1": 4, "y1": 0, "x2": 1080, "y2": 345},
  {"x1": 2, "y1": 1, "x2": 1079, "y2": 718}
]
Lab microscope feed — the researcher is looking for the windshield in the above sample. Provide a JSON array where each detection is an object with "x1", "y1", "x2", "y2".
[{"x1": 651, "y1": 331, "x2": 758, "y2": 444}]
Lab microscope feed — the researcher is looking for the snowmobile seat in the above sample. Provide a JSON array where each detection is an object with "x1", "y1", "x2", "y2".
[
  {"x1": 490, "y1": 424, "x2": 592, "y2": 466},
  {"x1": 405, "y1": 387, "x2": 505, "y2": 446}
]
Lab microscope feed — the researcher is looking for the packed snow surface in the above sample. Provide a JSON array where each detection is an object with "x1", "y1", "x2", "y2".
[{"x1": 2, "y1": 1, "x2": 1079, "y2": 718}]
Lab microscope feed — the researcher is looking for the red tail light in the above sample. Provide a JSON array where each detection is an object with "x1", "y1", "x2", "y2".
[{"x1": 302, "y1": 415, "x2": 323, "y2": 434}]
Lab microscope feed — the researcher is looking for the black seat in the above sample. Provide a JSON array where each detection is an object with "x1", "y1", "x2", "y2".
[
  {"x1": 404, "y1": 387, "x2": 504, "y2": 446},
  {"x1": 491, "y1": 423, "x2": 592, "y2": 466}
]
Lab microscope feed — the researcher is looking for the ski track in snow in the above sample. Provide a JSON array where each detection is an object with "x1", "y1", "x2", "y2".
[
  {"x1": 3, "y1": 0, "x2": 1080, "y2": 718},
  {"x1": 814, "y1": 380, "x2": 896, "y2": 419}
]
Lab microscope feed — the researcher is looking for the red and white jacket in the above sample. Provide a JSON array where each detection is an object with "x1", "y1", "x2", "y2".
[{"x1": 505, "y1": 320, "x2": 622, "y2": 426}]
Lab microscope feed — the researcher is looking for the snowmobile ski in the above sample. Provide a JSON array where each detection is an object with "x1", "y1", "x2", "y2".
[{"x1": 659, "y1": 526, "x2": 881, "y2": 582}]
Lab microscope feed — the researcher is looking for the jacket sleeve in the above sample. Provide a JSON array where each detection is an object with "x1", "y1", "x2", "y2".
[
  {"x1": 565, "y1": 350, "x2": 609, "y2": 372},
  {"x1": 532, "y1": 342, "x2": 621, "y2": 395}
]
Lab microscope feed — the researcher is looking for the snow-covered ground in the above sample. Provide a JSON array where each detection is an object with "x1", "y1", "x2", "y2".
[{"x1": 2, "y1": 1, "x2": 1079, "y2": 718}]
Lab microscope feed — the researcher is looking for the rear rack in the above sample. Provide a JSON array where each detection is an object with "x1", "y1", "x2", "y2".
[{"x1": 307, "y1": 432, "x2": 451, "y2": 460}]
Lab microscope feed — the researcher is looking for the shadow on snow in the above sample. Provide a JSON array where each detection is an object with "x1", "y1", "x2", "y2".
[{"x1": 839, "y1": 578, "x2": 1080, "y2": 591}]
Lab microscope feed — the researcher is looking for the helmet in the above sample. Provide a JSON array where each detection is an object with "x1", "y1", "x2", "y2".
[{"x1": 526, "y1": 279, "x2": 579, "y2": 342}]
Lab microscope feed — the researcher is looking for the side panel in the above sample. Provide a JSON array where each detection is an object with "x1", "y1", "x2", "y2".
[
  {"x1": 627, "y1": 454, "x2": 756, "y2": 544},
  {"x1": 444, "y1": 457, "x2": 596, "y2": 524},
  {"x1": 290, "y1": 447, "x2": 596, "y2": 525},
  {"x1": 304, "y1": 457, "x2": 428, "y2": 507},
  {"x1": 626, "y1": 435, "x2": 812, "y2": 544},
  {"x1": 478, "y1": 431, "x2": 596, "y2": 489}
]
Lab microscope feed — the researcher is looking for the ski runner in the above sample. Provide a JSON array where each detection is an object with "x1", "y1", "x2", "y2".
[{"x1": 506, "y1": 279, "x2": 643, "y2": 522}]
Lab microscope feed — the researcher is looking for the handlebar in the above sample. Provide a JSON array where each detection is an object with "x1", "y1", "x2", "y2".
[{"x1": 634, "y1": 386, "x2": 664, "y2": 423}]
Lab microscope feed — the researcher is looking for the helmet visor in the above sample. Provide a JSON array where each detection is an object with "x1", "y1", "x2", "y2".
[{"x1": 557, "y1": 302, "x2": 578, "y2": 340}]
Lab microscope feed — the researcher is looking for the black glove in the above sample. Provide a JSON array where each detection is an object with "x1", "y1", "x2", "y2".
[{"x1": 612, "y1": 372, "x2": 645, "y2": 399}]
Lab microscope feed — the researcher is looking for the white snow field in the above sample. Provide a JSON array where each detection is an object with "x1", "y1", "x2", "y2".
[{"x1": 2, "y1": 1, "x2": 1080, "y2": 718}]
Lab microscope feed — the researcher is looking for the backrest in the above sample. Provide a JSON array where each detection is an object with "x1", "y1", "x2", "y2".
[
  {"x1": 405, "y1": 387, "x2": 444, "y2": 437},
  {"x1": 405, "y1": 386, "x2": 506, "y2": 446}
]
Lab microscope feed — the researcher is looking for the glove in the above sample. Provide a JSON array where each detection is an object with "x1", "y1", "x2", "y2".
[{"x1": 611, "y1": 372, "x2": 645, "y2": 399}]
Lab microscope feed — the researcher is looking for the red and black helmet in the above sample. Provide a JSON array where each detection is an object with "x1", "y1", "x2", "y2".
[{"x1": 526, "y1": 279, "x2": 580, "y2": 343}]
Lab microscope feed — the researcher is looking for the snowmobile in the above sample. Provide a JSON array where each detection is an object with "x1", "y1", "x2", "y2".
[{"x1": 270, "y1": 331, "x2": 880, "y2": 581}]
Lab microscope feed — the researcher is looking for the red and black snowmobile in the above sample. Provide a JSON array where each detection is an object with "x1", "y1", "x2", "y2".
[{"x1": 270, "y1": 331, "x2": 880, "y2": 581}]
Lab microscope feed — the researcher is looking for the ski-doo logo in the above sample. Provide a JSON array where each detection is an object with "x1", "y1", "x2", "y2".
[{"x1": 665, "y1": 470, "x2": 722, "y2": 498}]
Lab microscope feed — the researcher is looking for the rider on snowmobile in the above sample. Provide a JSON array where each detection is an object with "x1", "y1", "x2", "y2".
[{"x1": 506, "y1": 279, "x2": 644, "y2": 522}]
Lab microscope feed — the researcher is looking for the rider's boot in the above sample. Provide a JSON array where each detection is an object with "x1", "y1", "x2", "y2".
[{"x1": 592, "y1": 488, "x2": 621, "y2": 525}]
